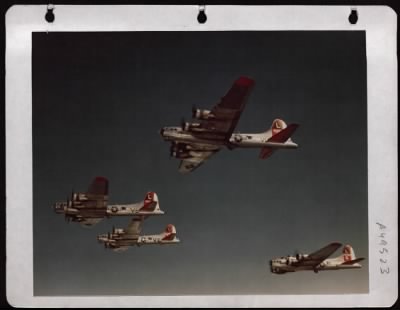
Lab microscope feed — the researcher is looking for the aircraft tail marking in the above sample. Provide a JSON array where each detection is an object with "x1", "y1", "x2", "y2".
[
  {"x1": 162, "y1": 224, "x2": 177, "y2": 240},
  {"x1": 140, "y1": 192, "x2": 159, "y2": 211},
  {"x1": 259, "y1": 120, "x2": 299, "y2": 159},
  {"x1": 342, "y1": 244, "x2": 356, "y2": 262}
]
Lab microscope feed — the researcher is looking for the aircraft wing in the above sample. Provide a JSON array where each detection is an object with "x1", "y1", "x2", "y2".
[
  {"x1": 196, "y1": 77, "x2": 255, "y2": 140},
  {"x1": 308, "y1": 242, "x2": 343, "y2": 261},
  {"x1": 125, "y1": 216, "x2": 144, "y2": 238},
  {"x1": 87, "y1": 176, "x2": 109, "y2": 195},
  {"x1": 178, "y1": 148, "x2": 220, "y2": 174}
]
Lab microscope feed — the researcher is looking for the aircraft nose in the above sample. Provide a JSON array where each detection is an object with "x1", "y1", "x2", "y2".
[
  {"x1": 159, "y1": 128, "x2": 164, "y2": 136},
  {"x1": 269, "y1": 260, "x2": 274, "y2": 273},
  {"x1": 53, "y1": 203, "x2": 63, "y2": 214}
]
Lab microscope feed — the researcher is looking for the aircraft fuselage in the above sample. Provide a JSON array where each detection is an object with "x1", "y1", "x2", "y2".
[
  {"x1": 98, "y1": 233, "x2": 180, "y2": 250},
  {"x1": 160, "y1": 127, "x2": 298, "y2": 149}
]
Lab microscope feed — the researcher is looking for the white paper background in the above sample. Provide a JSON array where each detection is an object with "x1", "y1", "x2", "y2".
[{"x1": 5, "y1": 5, "x2": 398, "y2": 307}]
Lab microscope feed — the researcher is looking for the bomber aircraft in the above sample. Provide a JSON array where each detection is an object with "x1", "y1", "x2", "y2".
[
  {"x1": 270, "y1": 242, "x2": 365, "y2": 274},
  {"x1": 160, "y1": 76, "x2": 300, "y2": 173},
  {"x1": 53, "y1": 177, "x2": 163, "y2": 226},
  {"x1": 97, "y1": 216, "x2": 180, "y2": 251}
]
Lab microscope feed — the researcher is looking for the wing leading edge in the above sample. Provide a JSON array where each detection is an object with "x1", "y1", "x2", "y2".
[
  {"x1": 308, "y1": 242, "x2": 343, "y2": 261},
  {"x1": 195, "y1": 76, "x2": 255, "y2": 140}
]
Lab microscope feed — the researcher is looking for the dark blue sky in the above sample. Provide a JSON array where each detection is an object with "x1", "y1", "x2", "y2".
[{"x1": 33, "y1": 31, "x2": 368, "y2": 295}]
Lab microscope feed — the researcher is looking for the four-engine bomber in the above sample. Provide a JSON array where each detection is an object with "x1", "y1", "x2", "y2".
[
  {"x1": 98, "y1": 220, "x2": 180, "y2": 252},
  {"x1": 54, "y1": 177, "x2": 163, "y2": 226},
  {"x1": 54, "y1": 77, "x2": 365, "y2": 275},
  {"x1": 270, "y1": 243, "x2": 365, "y2": 274},
  {"x1": 160, "y1": 76, "x2": 299, "y2": 173}
]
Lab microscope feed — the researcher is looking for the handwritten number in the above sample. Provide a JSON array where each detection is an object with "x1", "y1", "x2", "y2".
[
  {"x1": 376, "y1": 222, "x2": 387, "y2": 230},
  {"x1": 380, "y1": 267, "x2": 390, "y2": 274}
]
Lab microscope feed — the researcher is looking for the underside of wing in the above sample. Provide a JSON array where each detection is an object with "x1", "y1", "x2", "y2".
[
  {"x1": 195, "y1": 77, "x2": 255, "y2": 140},
  {"x1": 308, "y1": 242, "x2": 343, "y2": 261},
  {"x1": 178, "y1": 148, "x2": 220, "y2": 174},
  {"x1": 125, "y1": 216, "x2": 144, "y2": 237},
  {"x1": 80, "y1": 218, "x2": 103, "y2": 227}
]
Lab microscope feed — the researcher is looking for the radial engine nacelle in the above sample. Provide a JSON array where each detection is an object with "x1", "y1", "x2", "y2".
[
  {"x1": 182, "y1": 121, "x2": 201, "y2": 131},
  {"x1": 192, "y1": 107, "x2": 214, "y2": 120}
]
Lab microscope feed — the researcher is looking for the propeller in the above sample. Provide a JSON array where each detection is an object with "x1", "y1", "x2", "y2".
[
  {"x1": 192, "y1": 105, "x2": 197, "y2": 119},
  {"x1": 180, "y1": 117, "x2": 187, "y2": 131},
  {"x1": 64, "y1": 213, "x2": 71, "y2": 223},
  {"x1": 108, "y1": 232, "x2": 111, "y2": 239},
  {"x1": 294, "y1": 249, "x2": 303, "y2": 261},
  {"x1": 112, "y1": 225, "x2": 116, "y2": 234}
]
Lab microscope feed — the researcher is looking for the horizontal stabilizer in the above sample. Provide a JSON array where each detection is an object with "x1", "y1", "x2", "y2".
[
  {"x1": 259, "y1": 124, "x2": 299, "y2": 159},
  {"x1": 268, "y1": 123, "x2": 299, "y2": 143},
  {"x1": 341, "y1": 257, "x2": 365, "y2": 265},
  {"x1": 259, "y1": 147, "x2": 275, "y2": 159}
]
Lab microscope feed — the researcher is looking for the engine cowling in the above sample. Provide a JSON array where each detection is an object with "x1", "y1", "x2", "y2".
[
  {"x1": 182, "y1": 122, "x2": 201, "y2": 131},
  {"x1": 171, "y1": 150, "x2": 192, "y2": 159},
  {"x1": 192, "y1": 108, "x2": 213, "y2": 120}
]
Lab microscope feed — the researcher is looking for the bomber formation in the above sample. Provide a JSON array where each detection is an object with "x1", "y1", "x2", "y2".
[{"x1": 53, "y1": 76, "x2": 365, "y2": 272}]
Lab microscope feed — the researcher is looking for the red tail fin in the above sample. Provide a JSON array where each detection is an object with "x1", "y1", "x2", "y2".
[
  {"x1": 259, "y1": 122, "x2": 299, "y2": 159},
  {"x1": 140, "y1": 192, "x2": 157, "y2": 211},
  {"x1": 162, "y1": 224, "x2": 177, "y2": 240},
  {"x1": 271, "y1": 119, "x2": 288, "y2": 135},
  {"x1": 268, "y1": 123, "x2": 299, "y2": 143},
  {"x1": 342, "y1": 244, "x2": 356, "y2": 262}
]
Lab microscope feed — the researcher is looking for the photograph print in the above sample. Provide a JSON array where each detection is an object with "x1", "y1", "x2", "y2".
[{"x1": 32, "y1": 30, "x2": 368, "y2": 296}]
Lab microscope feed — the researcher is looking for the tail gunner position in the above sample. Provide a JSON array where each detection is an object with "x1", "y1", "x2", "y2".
[{"x1": 160, "y1": 76, "x2": 300, "y2": 173}]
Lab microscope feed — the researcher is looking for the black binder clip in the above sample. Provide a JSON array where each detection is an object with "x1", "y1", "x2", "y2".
[
  {"x1": 197, "y1": 5, "x2": 207, "y2": 24},
  {"x1": 45, "y1": 4, "x2": 55, "y2": 23},
  {"x1": 348, "y1": 8, "x2": 358, "y2": 25}
]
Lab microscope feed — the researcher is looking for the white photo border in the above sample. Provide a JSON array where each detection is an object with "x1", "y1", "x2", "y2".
[{"x1": 5, "y1": 5, "x2": 398, "y2": 308}]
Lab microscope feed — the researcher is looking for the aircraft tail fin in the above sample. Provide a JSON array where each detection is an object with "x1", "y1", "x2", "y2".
[
  {"x1": 139, "y1": 192, "x2": 159, "y2": 211},
  {"x1": 340, "y1": 244, "x2": 358, "y2": 262},
  {"x1": 161, "y1": 224, "x2": 177, "y2": 240},
  {"x1": 259, "y1": 119, "x2": 299, "y2": 159}
]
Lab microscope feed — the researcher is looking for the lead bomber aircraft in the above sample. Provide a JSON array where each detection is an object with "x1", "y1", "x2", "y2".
[
  {"x1": 53, "y1": 177, "x2": 163, "y2": 226},
  {"x1": 270, "y1": 242, "x2": 365, "y2": 274},
  {"x1": 160, "y1": 76, "x2": 300, "y2": 173}
]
